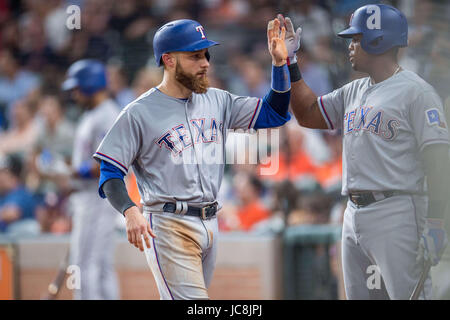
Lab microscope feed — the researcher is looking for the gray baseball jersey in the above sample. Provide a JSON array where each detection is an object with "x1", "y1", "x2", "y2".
[
  {"x1": 93, "y1": 88, "x2": 261, "y2": 211},
  {"x1": 317, "y1": 69, "x2": 450, "y2": 195}
]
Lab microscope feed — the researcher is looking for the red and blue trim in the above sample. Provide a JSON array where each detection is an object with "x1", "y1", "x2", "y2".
[
  {"x1": 150, "y1": 214, "x2": 174, "y2": 300},
  {"x1": 318, "y1": 96, "x2": 334, "y2": 130},
  {"x1": 248, "y1": 99, "x2": 261, "y2": 129},
  {"x1": 94, "y1": 152, "x2": 128, "y2": 173}
]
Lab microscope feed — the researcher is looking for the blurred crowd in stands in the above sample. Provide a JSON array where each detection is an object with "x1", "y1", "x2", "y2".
[{"x1": 0, "y1": 0, "x2": 449, "y2": 237}]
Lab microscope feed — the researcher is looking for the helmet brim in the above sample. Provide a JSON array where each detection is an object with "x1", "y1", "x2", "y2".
[
  {"x1": 62, "y1": 78, "x2": 79, "y2": 91},
  {"x1": 157, "y1": 40, "x2": 219, "y2": 66},
  {"x1": 337, "y1": 27, "x2": 362, "y2": 38},
  {"x1": 179, "y1": 39, "x2": 219, "y2": 52}
]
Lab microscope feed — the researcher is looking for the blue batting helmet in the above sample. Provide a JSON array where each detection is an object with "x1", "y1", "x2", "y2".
[
  {"x1": 338, "y1": 4, "x2": 408, "y2": 55},
  {"x1": 153, "y1": 19, "x2": 219, "y2": 67},
  {"x1": 62, "y1": 59, "x2": 107, "y2": 95}
]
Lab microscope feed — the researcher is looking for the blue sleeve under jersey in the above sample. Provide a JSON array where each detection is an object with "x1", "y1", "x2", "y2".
[
  {"x1": 254, "y1": 90, "x2": 291, "y2": 129},
  {"x1": 98, "y1": 160, "x2": 125, "y2": 198}
]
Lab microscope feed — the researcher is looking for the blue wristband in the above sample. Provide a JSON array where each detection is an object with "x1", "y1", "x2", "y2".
[{"x1": 271, "y1": 64, "x2": 290, "y2": 93}]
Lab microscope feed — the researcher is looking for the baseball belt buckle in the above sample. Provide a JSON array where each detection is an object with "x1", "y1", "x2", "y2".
[
  {"x1": 201, "y1": 207, "x2": 207, "y2": 220},
  {"x1": 201, "y1": 204, "x2": 216, "y2": 220}
]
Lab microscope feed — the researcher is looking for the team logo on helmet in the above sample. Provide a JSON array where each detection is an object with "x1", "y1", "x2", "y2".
[{"x1": 366, "y1": 5, "x2": 381, "y2": 30}]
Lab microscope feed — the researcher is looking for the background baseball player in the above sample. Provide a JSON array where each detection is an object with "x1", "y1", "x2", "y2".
[
  {"x1": 93, "y1": 18, "x2": 291, "y2": 300},
  {"x1": 62, "y1": 59, "x2": 120, "y2": 300},
  {"x1": 280, "y1": 4, "x2": 450, "y2": 299}
]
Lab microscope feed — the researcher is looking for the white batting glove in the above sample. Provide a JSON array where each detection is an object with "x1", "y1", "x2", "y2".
[
  {"x1": 417, "y1": 218, "x2": 448, "y2": 266},
  {"x1": 277, "y1": 14, "x2": 302, "y2": 65}
]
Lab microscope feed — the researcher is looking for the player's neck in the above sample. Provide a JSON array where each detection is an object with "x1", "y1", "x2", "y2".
[
  {"x1": 158, "y1": 75, "x2": 192, "y2": 99},
  {"x1": 90, "y1": 91, "x2": 109, "y2": 109},
  {"x1": 368, "y1": 61, "x2": 401, "y2": 84}
]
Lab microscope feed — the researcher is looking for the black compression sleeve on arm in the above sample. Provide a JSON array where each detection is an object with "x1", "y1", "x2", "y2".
[{"x1": 102, "y1": 178, "x2": 137, "y2": 216}]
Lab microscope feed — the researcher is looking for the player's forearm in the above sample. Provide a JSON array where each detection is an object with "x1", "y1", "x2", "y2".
[
  {"x1": 267, "y1": 64, "x2": 290, "y2": 117},
  {"x1": 291, "y1": 80, "x2": 316, "y2": 119},
  {"x1": 423, "y1": 144, "x2": 450, "y2": 219},
  {"x1": 102, "y1": 178, "x2": 137, "y2": 216},
  {"x1": 288, "y1": 63, "x2": 321, "y2": 128}
]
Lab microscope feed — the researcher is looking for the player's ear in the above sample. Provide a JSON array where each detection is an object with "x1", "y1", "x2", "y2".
[{"x1": 161, "y1": 53, "x2": 176, "y2": 69}]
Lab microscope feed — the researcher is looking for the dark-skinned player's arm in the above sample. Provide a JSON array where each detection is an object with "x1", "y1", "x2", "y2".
[
  {"x1": 410, "y1": 87, "x2": 450, "y2": 266},
  {"x1": 276, "y1": 14, "x2": 328, "y2": 130},
  {"x1": 418, "y1": 143, "x2": 450, "y2": 266}
]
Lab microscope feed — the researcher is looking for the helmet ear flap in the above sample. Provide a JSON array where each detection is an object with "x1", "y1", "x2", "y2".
[{"x1": 369, "y1": 36, "x2": 383, "y2": 48}]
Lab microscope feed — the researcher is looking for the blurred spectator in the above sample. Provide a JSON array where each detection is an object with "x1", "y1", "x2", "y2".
[
  {"x1": 0, "y1": 98, "x2": 39, "y2": 156},
  {"x1": 0, "y1": 153, "x2": 39, "y2": 235},
  {"x1": 201, "y1": 0, "x2": 249, "y2": 26},
  {"x1": 288, "y1": 191, "x2": 333, "y2": 226},
  {"x1": 314, "y1": 131, "x2": 342, "y2": 193},
  {"x1": 44, "y1": 0, "x2": 71, "y2": 52},
  {"x1": 228, "y1": 55, "x2": 270, "y2": 97},
  {"x1": 428, "y1": 34, "x2": 450, "y2": 102},
  {"x1": 107, "y1": 62, "x2": 136, "y2": 108},
  {"x1": 258, "y1": 123, "x2": 318, "y2": 188},
  {"x1": 62, "y1": 0, "x2": 116, "y2": 63},
  {"x1": 131, "y1": 66, "x2": 163, "y2": 97},
  {"x1": 219, "y1": 172, "x2": 270, "y2": 232},
  {"x1": 18, "y1": 7, "x2": 59, "y2": 72},
  {"x1": 298, "y1": 46, "x2": 333, "y2": 96},
  {"x1": 108, "y1": 0, "x2": 153, "y2": 81},
  {"x1": 399, "y1": 0, "x2": 436, "y2": 77},
  {"x1": 287, "y1": 0, "x2": 333, "y2": 62},
  {"x1": 0, "y1": 46, "x2": 40, "y2": 128},
  {"x1": 1, "y1": 19, "x2": 20, "y2": 51},
  {"x1": 26, "y1": 94, "x2": 74, "y2": 234}
]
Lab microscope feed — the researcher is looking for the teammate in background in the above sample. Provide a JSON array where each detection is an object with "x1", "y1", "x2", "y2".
[
  {"x1": 94, "y1": 19, "x2": 291, "y2": 300},
  {"x1": 279, "y1": 4, "x2": 450, "y2": 299},
  {"x1": 61, "y1": 60, "x2": 120, "y2": 300}
]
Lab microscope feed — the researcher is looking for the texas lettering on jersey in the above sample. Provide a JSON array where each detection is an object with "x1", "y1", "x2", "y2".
[
  {"x1": 343, "y1": 105, "x2": 400, "y2": 140},
  {"x1": 155, "y1": 118, "x2": 224, "y2": 156}
]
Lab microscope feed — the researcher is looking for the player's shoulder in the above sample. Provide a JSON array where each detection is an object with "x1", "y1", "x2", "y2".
[
  {"x1": 397, "y1": 70, "x2": 437, "y2": 96},
  {"x1": 122, "y1": 87, "x2": 160, "y2": 114},
  {"x1": 192, "y1": 87, "x2": 234, "y2": 104},
  {"x1": 333, "y1": 76, "x2": 370, "y2": 96},
  {"x1": 344, "y1": 76, "x2": 370, "y2": 90},
  {"x1": 202, "y1": 87, "x2": 229, "y2": 98}
]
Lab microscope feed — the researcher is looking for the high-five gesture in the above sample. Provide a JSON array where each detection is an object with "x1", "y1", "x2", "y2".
[
  {"x1": 277, "y1": 14, "x2": 302, "y2": 65},
  {"x1": 267, "y1": 18, "x2": 288, "y2": 66}
]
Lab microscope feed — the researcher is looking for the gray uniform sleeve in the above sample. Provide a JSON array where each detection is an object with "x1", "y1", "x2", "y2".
[
  {"x1": 93, "y1": 109, "x2": 141, "y2": 174},
  {"x1": 317, "y1": 87, "x2": 345, "y2": 130},
  {"x1": 409, "y1": 90, "x2": 450, "y2": 152},
  {"x1": 224, "y1": 91, "x2": 262, "y2": 130}
]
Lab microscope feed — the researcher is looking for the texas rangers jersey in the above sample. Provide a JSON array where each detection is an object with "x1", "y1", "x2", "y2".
[
  {"x1": 72, "y1": 98, "x2": 120, "y2": 191},
  {"x1": 93, "y1": 88, "x2": 261, "y2": 210},
  {"x1": 317, "y1": 69, "x2": 450, "y2": 195}
]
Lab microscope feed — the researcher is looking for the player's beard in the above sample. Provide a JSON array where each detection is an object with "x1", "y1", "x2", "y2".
[{"x1": 175, "y1": 63, "x2": 209, "y2": 94}]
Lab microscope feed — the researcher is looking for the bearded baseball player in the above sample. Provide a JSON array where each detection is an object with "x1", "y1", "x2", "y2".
[
  {"x1": 93, "y1": 19, "x2": 291, "y2": 299},
  {"x1": 280, "y1": 4, "x2": 450, "y2": 299},
  {"x1": 62, "y1": 59, "x2": 120, "y2": 299}
]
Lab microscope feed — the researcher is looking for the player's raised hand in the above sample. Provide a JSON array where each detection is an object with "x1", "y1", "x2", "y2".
[
  {"x1": 124, "y1": 206, "x2": 156, "y2": 252},
  {"x1": 267, "y1": 18, "x2": 288, "y2": 66},
  {"x1": 277, "y1": 14, "x2": 302, "y2": 65}
]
